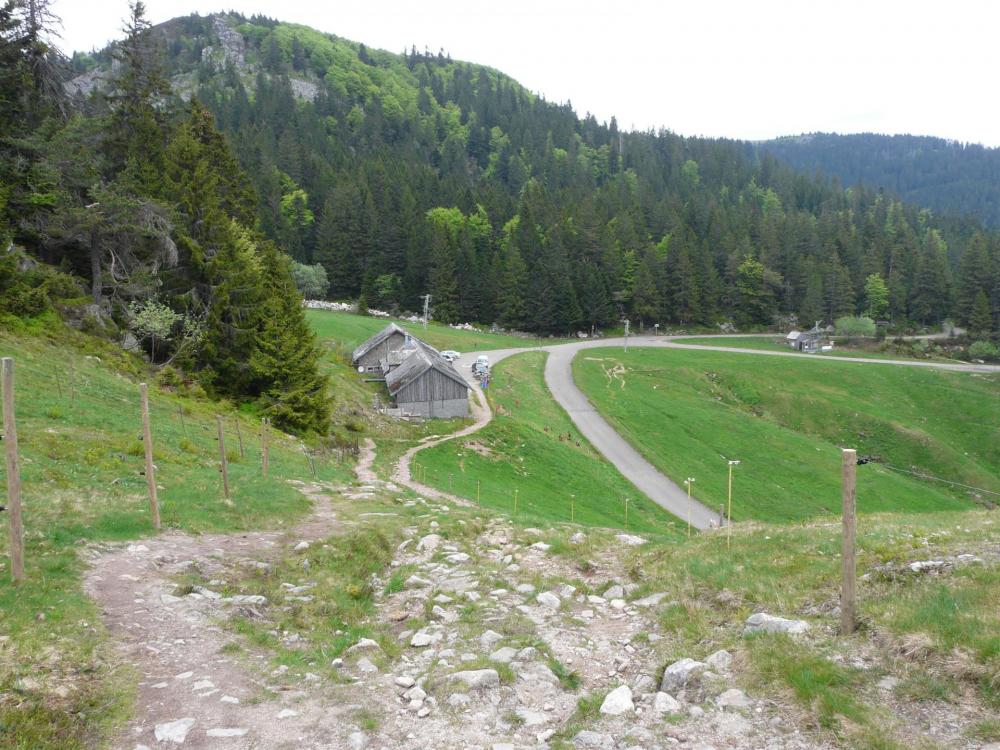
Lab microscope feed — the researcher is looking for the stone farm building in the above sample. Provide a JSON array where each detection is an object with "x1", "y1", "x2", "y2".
[{"x1": 351, "y1": 324, "x2": 470, "y2": 418}]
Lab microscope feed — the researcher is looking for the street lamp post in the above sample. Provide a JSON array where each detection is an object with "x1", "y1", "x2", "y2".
[
  {"x1": 684, "y1": 477, "x2": 696, "y2": 538},
  {"x1": 727, "y1": 460, "x2": 741, "y2": 550}
]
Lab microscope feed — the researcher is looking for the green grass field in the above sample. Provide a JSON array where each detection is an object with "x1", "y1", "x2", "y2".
[
  {"x1": 678, "y1": 335, "x2": 964, "y2": 362},
  {"x1": 306, "y1": 308, "x2": 558, "y2": 353},
  {"x1": 573, "y1": 347, "x2": 1000, "y2": 522},
  {"x1": 0, "y1": 328, "x2": 351, "y2": 749},
  {"x1": 412, "y1": 352, "x2": 680, "y2": 537}
]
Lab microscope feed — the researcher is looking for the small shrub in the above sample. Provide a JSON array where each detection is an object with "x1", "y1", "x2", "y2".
[
  {"x1": 44, "y1": 406, "x2": 63, "y2": 420},
  {"x1": 835, "y1": 316, "x2": 876, "y2": 338},
  {"x1": 969, "y1": 340, "x2": 999, "y2": 361}
]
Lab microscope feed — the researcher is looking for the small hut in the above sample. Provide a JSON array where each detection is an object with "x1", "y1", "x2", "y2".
[
  {"x1": 352, "y1": 323, "x2": 407, "y2": 373},
  {"x1": 385, "y1": 347, "x2": 470, "y2": 418}
]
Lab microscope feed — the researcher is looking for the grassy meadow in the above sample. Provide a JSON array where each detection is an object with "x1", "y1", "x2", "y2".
[
  {"x1": 412, "y1": 352, "x2": 680, "y2": 537},
  {"x1": 573, "y1": 347, "x2": 1000, "y2": 523},
  {"x1": 0, "y1": 326, "x2": 351, "y2": 749},
  {"x1": 306, "y1": 308, "x2": 556, "y2": 354}
]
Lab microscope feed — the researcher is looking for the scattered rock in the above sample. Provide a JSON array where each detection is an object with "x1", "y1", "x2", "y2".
[
  {"x1": 599, "y1": 684, "x2": 634, "y2": 715},
  {"x1": 652, "y1": 691, "x2": 682, "y2": 714},
  {"x1": 909, "y1": 560, "x2": 945, "y2": 573},
  {"x1": 346, "y1": 638, "x2": 382, "y2": 654},
  {"x1": 716, "y1": 688, "x2": 752, "y2": 710},
  {"x1": 417, "y1": 534, "x2": 441, "y2": 552},
  {"x1": 293, "y1": 541, "x2": 310, "y2": 552},
  {"x1": 530, "y1": 542, "x2": 551, "y2": 552},
  {"x1": 348, "y1": 731, "x2": 369, "y2": 750},
  {"x1": 395, "y1": 675, "x2": 416, "y2": 688},
  {"x1": 602, "y1": 584, "x2": 625, "y2": 600},
  {"x1": 743, "y1": 612, "x2": 810, "y2": 635},
  {"x1": 568, "y1": 532, "x2": 587, "y2": 545},
  {"x1": 633, "y1": 592, "x2": 669, "y2": 607},
  {"x1": 536, "y1": 591, "x2": 560, "y2": 609},
  {"x1": 615, "y1": 534, "x2": 647, "y2": 546},
  {"x1": 410, "y1": 630, "x2": 438, "y2": 647},
  {"x1": 451, "y1": 669, "x2": 500, "y2": 689},
  {"x1": 206, "y1": 728, "x2": 248, "y2": 738},
  {"x1": 276, "y1": 709, "x2": 299, "y2": 719},
  {"x1": 480, "y1": 630, "x2": 504, "y2": 650},
  {"x1": 573, "y1": 730, "x2": 614, "y2": 748},
  {"x1": 515, "y1": 583, "x2": 536, "y2": 594},
  {"x1": 705, "y1": 650, "x2": 733, "y2": 672},
  {"x1": 154, "y1": 718, "x2": 195, "y2": 744},
  {"x1": 660, "y1": 658, "x2": 706, "y2": 692},
  {"x1": 356, "y1": 657, "x2": 378, "y2": 675},
  {"x1": 404, "y1": 575, "x2": 432, "y2": 590},
  {"x1": 877, "y1": 676, "x2": 900, "y2": 691},
  {"x1": 490, "y1": 647, "x2": 518, "y2": 664}
]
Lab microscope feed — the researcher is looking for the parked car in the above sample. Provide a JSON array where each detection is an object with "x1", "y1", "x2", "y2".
[
  {"x1": 472, "y1": 354, "x2": 490, "y2": 374},
  {"x1": 440, "y1": 350, "x2": 461, "y2": 362}
]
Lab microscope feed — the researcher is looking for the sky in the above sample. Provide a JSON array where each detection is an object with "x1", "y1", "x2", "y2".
[{"x1": 50, "y1": 0, "x2": 1000, "y2": 147}]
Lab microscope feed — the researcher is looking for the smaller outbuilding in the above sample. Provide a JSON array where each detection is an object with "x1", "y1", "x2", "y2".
[{"x1": 786, "y1": 325, "x2": 825, "y2": 353}]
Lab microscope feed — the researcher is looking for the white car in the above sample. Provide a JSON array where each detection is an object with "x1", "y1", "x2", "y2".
[
  {"x1": 471, "y1": 354, "x2": 490, "y2": 374},
  {"x1": 440, "y1": 350, "x2": 460, "y2": 362}
]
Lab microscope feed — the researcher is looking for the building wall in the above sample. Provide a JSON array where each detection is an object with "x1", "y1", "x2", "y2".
[
  {"x1": 355, "y1": 332, "x2": 407, "y2": 370},
  {"x1": 398, "y1": 397, "x2": 470, "y2": 419},
  {"x1": 396, "y1": 368, "x2": 468, "y2": 403},
  {"x1": 395, "y1": 368, "x2": 470, "y2": 418}
]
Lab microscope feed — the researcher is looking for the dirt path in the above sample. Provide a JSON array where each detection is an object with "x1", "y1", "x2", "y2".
[
  {"x1": 84, "y1": 482, "x2": 349, "y2": 750},
  {"x1": 390, "y1": 381, "x2": 493, "y2": 507}
]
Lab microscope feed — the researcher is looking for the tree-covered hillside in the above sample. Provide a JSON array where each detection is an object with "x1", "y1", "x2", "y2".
[
  {"x1": 760, "y1": 133, "x2": 1000, "y2": 229},
  {"x1": 8, "y1": 8, "x2": 1000, "y2": 343}
]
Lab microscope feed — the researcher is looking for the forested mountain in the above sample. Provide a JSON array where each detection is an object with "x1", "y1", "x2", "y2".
[
  {"x1": 4, "y1": 7, "x2": 1000, "y2": 357},
  {"x1": 759, "y1": 133, "x2": 1000, "y2": 229}
]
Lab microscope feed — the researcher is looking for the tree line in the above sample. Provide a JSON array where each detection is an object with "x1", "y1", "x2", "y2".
[
  {"x1": 0, "y1": 1, "x2": 329, "y2": 433},
  {"x1": 140, "y1": 13, "x2": 997, "y2": 336}
]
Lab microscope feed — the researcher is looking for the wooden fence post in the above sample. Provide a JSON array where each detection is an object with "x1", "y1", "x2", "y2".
[
  {"x1": 235, "y1": 418, "x2": 244, "y2": 459},
  {"x1": 261, "y1": 418, "x2": 269, "y2": 479},
  {"x1": 2, "y1": 358, "x2": 25, "y2": 583},
  {"x1": 217, "y1": 415, "x2": 230, "y2": 500},
  {"x1": 841, "y1": 448, "x2": 857, "y2": 635},
  {"x1": 139, "y1": 383, "x2": 160, "y2": 531}
]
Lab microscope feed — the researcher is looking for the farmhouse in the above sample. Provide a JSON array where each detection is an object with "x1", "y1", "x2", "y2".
[
  {"x1": 385, "y1": 345, "x2": 470, "y2": 418},
  {"x1": 350, "y1": 323, "x2": 470, "y2": 418},
  {"x1": 352, "y1": 323, "x2": 408, "y2": 373}
]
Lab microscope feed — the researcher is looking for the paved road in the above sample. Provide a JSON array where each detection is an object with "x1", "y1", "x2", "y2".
[{"x1": 454, "y1": 335, "x2": 1000, "y2": 530}]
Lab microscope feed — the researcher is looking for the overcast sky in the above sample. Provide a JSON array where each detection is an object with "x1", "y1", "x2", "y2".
[{"x1": 51, "y1": 0, "x2": 1000, "y2": 147}]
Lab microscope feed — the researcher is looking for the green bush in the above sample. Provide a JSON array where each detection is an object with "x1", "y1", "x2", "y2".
[
  {"x1": 969, "y1": 340, "x2": 999, "y2": 361},
  {"x1": 835, "y1": 316, "x2": 877, "y2": 338}
]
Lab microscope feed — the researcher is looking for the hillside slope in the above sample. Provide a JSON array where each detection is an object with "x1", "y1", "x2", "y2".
[
  {"x1": 760, "y1": 132, "x2": 1000, "y2": 227},
  {"x1": 62, "y1": 14, "x2": 1000, "y2": 334}
]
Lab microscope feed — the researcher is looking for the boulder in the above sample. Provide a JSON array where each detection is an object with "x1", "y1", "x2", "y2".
[
  {"x1": 652, "y1": 691, "x2": 682, "y2": 714},
  {"x1": 743, "y1": 613, "x2": 809, "y2": 635},
  {"x1": 480, "y1": 630, "x2": 504, "y2": 649},
  {"x1": 451, "y1": 669, "x2": 500, "y2": 690},
  {"x1": 346, "y1": 638, "x2": 382, "y2": 654},
  {"x1": 716, "y1": 688, "x2": 752, "y2": 710},
  {"x1": 536, "y1": 591, "x2": 561, "y2": 609},
  {"x1": 704, "y1": 649, "x2": 732, "y2": 672},
  {"x1": 633, "y1": 592, "x2": 669, "y2": 608},
  {"x1": 660, "y1": 658, "x2": 706, "y2": 692},
  {"x1": 599, "y1": 684, "x2": 634, "y2": 715},
  {"x1": 404, "y1": 575, "x2": 432, "y2": 590},
  {"x1": 490, "y1": 647, "x2": 518, "y2": 664},
  {"x1": 602, "y1": 585, "x2": 625, "y2": 600},
  {"x1": 154, "y1": 718, "x2": 196, "y2": 744},
  {"x1": 573, "y1": 730, "x2": 614, "y2": 748}
]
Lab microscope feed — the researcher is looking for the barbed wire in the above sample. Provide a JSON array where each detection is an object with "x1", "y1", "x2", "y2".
[{"x1": 880, "y1": 463, "x2": 1000, "y2": 498}]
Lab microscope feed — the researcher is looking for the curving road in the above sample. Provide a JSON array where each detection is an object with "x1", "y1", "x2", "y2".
[{"x1": 447, "y1": 335, "x2": 1000, "y2": 530}]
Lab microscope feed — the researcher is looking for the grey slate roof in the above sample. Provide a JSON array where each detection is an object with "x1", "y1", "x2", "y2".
[
  {"x1": 351, "y1": 323, "x2": 406, "y2": 364},
  {"x1": 385, "y1": 346, "x2": 469, "y2": 396}
]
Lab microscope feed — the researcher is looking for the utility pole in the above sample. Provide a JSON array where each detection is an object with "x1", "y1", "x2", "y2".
[
  {"x1": 421, "y1": 294, "x2": 431, "y2": 331},
  {"x1": 684, "y1": 477, "x2": 695, "y2": 538},
  {"x1": 727, "y1": 460, "x2": 740, "y2": 551},
  {"x1": 623, "y1": 319, "x2": 630, "y2": 353}
]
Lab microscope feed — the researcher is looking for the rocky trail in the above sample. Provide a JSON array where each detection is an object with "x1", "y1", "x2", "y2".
[{"x1": 84, "y1": 471, "x2": 842, "y2": 750}]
